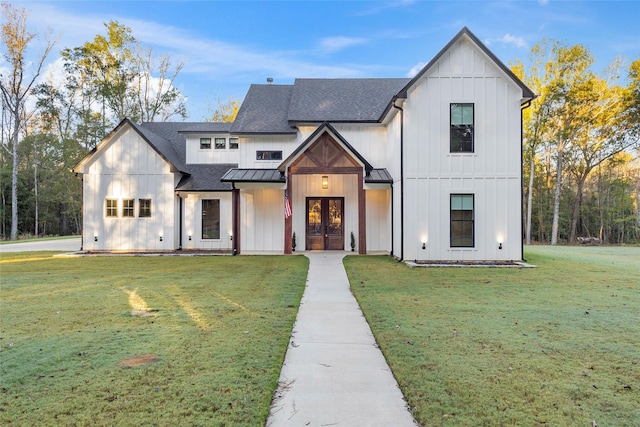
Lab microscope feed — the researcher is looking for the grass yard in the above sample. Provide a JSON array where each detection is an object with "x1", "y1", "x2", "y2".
[
  {"x1": 0, "y1": 253, "x2": 308, "y2": 426},
  {"x1": 345, "y1": 246, "x2": 640, "y2": 427}
]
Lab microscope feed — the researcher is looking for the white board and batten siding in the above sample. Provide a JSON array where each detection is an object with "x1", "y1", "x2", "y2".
[
  {"x1": 181, "y1": 192, "x2": 233, "y2": 251},
  {"x1": 240, "y1": 189, "x2": 285, "y2": 253},
  {"x1": 81, "y1": 127, "x2": 178, "y2": 251},
  {"x1": 185, "y1": 134, "x2": 240, "y2": 164},
  {"x1": 402, "y1": 36, "x2": 523, "y2": 261}
]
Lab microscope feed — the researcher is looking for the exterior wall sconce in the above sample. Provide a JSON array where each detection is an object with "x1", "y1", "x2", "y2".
[
  {"x1": 230, "y1": 233, "x2": 233, "y2": 241},
  {"x1": 322, "y1": 175, "x2": 329, "y2": 189},
  {"x1": 498, "y1": 242, "x2": 503, "y2": 250},
  {"x1": 188, "y1": 235, "x2": 192, "y2": 241},
  {"x1": 159, "y1": 236, "x2": 163, "y2": 242},
  {"x1": 94, "y1": 236, "x2": 98, "y2": 242},
  {"x1": 422, "y1": 242, "x2": 426, "y2": 250}
]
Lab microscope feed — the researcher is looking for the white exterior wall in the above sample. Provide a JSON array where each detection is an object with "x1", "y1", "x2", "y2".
[
  {"x1": 366, "y1": 189, "x2": 391, "y2": 253},
  {"x1": 81, "y1": 128, "x2": 178, "y2": 251},
  {"x1": 186, "y1": 134, "x2": 240, "y2": 164},
  {"x1": 181, "y1": 192, "x2": 233, "y2": 250},
  {"x1": 240, "y1": 188, "x2": 285, "y2": 252},
  {"x1": 402, "y1": 36, "x2": 523, "y2": 261},
  {"x1": 237, "y1": 135, "x2": 299, "y2": 168}
]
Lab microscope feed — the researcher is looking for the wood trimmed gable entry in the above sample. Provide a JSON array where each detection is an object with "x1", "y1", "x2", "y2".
[{"x1": 284, "y1": 130, "x2": 367, "y2": 254}]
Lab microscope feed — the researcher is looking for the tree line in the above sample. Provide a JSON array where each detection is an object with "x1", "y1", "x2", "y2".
[{"x1": 1, "y1": 3, "x2": 638, "y2": 243}]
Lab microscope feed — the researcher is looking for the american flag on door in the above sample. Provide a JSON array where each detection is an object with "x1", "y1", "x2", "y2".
[{"x1": 284, "y1": 191, "x2": 292, "y2": 218}]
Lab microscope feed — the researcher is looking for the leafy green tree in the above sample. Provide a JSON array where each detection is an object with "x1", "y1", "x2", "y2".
[{"x1": 0, "y1": 2, "x2": 54, "y2": 239}]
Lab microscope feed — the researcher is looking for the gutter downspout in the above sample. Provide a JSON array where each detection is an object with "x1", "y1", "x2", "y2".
[
  {"x1": 520, "y1": 99, "x2": 532, "y2": 262},
  {"x1": 392, "y1": 97, "x2": 404, "y2": 262},
  {"x1": 177, "y1": 193, "x2": 183, "y2": 250},
  {"x1": 232, "y1": 183, "x2": 238, "y2": 255}
]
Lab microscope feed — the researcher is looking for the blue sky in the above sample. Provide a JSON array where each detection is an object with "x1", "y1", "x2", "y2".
[{"x1": 9, "y1": 0, "x2": 640, "y2": 120}]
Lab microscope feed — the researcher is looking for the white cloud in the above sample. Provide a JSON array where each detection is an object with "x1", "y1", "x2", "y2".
[
  {"x1": 406, "y1": 61, "x2": 427, "y2": 78},
  {"x1": 539, "y1": 0, "x2": 550, "y2": 5},
  {"x1": 318, "y1": 36, "x2": 368, "y2": 54},
  {"x1": 485, "y1": 33, "x2": 528, "y2": 49}
]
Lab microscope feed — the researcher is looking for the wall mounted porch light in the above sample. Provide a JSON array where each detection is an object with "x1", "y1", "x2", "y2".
[
  {"x1": 94, "y1": 236, "x2": 98, "y2": 242},
  {"x1": 422, "y1": 242, "x2": 426, "y2": 250},
  {"x1": 159, "y1": 235, "x2": 163, "y2": 242},
  {"x1": 188, "y1": 235, "x2": 192, "y2": 241},
  {"x1": 322, "y1": 175, "x2": 329, "y2": 189},
  {"x1": 498, "y1": 242, "x2": 503, "y2": 250}
]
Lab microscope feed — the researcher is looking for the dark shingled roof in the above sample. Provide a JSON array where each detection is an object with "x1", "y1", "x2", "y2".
[
  {"x1": 288, "y1": 78, "x2": 410, "y2": 123},
  {"x1": 221, "y1": 169, "x2": 285, "y2": 183},
  {"x1": 137, "y1": 122, "x2": 236, "y2": 192},
  {"x1": 177, "y1": 122, "x2": 233, "y2": 133},
  {"x1": 130, "y1": 121, "x2": 187, "y2": 172},
  {"x1": 176, "y1": 164, "x2": 237, "y2": 191},
  {"x1": 231, "y1": 84, "x2": 296, "y2": 134}
]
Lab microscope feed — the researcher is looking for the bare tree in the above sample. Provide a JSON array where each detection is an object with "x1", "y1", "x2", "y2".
[{"x1": 0, "y1": 3, "x2": 55, "y2": 239}]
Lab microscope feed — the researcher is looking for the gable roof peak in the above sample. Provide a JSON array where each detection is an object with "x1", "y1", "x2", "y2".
[{"x1": 396, "y1": 27, "x2": 535, "y2": 102}]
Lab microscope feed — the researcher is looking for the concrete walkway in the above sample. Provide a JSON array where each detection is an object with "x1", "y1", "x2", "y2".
[{"x1": 267, "y1": 252, "x2": 416, "y2": 427}]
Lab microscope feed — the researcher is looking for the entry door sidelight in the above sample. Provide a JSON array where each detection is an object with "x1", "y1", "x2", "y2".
[{"x1": 306, "y1": 198, "x2": 344, "y2": 250}]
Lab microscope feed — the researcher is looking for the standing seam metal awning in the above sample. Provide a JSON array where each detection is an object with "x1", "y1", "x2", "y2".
[{"x1": 220, "y1": 168, "x2": 393, "y2": 184}]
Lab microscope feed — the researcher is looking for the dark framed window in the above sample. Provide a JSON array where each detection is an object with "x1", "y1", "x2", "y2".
[
  {"x1": 450, "y1": 103, "x2": 474, "y2": 152},
  {"x1": 122, "y1": 199, "x2": 135, "y2": 217},
  {"x1": 229, "y1": 138, "x2": 239, "y2": 149},
  {"x1": 139, "y1": 199, "x2": 152, "y2": 218},
  {"x1": 256, "y1": 150, "x2": 282, "y2": 160},
  {"x1": 202, "y1": 199, "x2": 220, "y2": 240},
  {"x1": 450, "y1": 194, "x2": 474, "y2": 247},
  {"x1": 215, "y1": 138, "x2": 226, "y2": 149},
  {"x1": 105, "y1": 199, "x2": 118, "y2": 217},
  {"x1": 200, "y1": 138, "x2": 211, "y2": 149}
]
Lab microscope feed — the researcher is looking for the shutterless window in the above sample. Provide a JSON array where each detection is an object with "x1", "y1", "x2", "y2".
[
  {"x1": 202, "y1": 199, "x2": 220, "y2": 240},
  {"x1": 256, "y1": 150, "x2": 283, "y2": 160},
  {"x1": 450, "y1": 194, "x2": 474, "y2": 247},
  {"x1": 229, "y1": 138, "x2": 239, "y2": 149},
  {"x1": 215, "y1": 138, "x2": 226, "y2": 149},
  {"x1": 200, "y1": 138, "x2": 211, "y2": 149},
  {"x1": 122, "y1": 199, "x2": 135, "y2": 217},
  {"x1": 450, "y1": 103, "x2": 474, "y2": 152},
  {"x1": 105, "y1": 199, "x2": 118, "y2": 217},
  {"x1": 138, "y1": 199, "x2": 151, "y2": 218}
]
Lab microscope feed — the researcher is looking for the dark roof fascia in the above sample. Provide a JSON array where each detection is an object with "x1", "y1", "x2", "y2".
[
  {"x1": 230, "y1": 131, "x2": 297, "y2": 137},
  {"x1": 278, "y1": 122, "x2": 374, "y2": 173},
  {"x1": 395, "y1": 27, "x2": 535, "y2": 103},
  {"x1": 288, "y1": 120, "x2": 380, "y2": 126}
]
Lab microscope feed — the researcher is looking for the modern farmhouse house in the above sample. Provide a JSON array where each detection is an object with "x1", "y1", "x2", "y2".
[{"x1": 73, "y1": 27, "x2": 535, "y2": 261}]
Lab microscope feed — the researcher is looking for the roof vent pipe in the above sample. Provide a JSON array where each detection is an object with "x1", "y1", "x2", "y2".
[{"x1": 267, "y1": 77, "x2": 273, "y2": 84}]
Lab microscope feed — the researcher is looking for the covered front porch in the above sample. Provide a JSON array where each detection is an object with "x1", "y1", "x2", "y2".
[{"x1": 222, "y1": 123, "x2": 393, "y2": 255}]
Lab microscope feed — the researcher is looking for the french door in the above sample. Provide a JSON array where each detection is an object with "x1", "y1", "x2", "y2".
[{"x1": 306, "y1": 198, "x2": 344, "y2": 250}]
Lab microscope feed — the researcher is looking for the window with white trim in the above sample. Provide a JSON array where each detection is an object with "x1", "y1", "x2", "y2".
[
  {"x1": 450, "y1": 103, "x2": 474, "y2": 152},
  {"x1": 450, "y1": 194, "x2": 474, "y2": 247},
  {"x1": 105, "y1": 199, "x2": 118, "y2": 217},
  {"x1": 200, "y1": 138, "x2": 211, "y2": 149}
]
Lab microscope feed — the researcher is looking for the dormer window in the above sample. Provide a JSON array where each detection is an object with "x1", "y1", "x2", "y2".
[
  {"x1": 215, "y1": 138, "x2": 226, "y2": 149},
  {"x1": 450, "y1": 103, "x2": 474, "y2": 152},
  {"x1": 200, "y1": 138, "x2": 211, "y2": 149},
  {"x1": 229, "y1": 138, "x2": 239, "y2": 149}
]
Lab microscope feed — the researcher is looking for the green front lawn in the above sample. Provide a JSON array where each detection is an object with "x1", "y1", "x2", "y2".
[
  {"x1": 345, "y1": 246, "x2": 640, "y2": 426},
  {"x1": 0, "y1": 253, "x2": 308, "y2": 426}
]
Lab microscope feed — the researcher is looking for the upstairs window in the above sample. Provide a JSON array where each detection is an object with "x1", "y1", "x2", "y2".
[
  {"x1": 215, "y1": 138, "x2": 226, "y2": 149},
  {"x1": 450, "y1": 194, "x2": 474, "y2": 247},
  {"x1": 256, "y1": 150, "x2": 282, "y2": 160},
  {"x1": 229, "y1": 138, "x2": 239, "y2": 149},
  {"x1": 450, "y1": 103, "x2": 474, "y2": 152},
  {"x1": 105, "y1": 199, "x2": 118, "y2": 217},
  {"x1": 122, "y1": 199, "x2": 135, "y2": 217},
  {"x1": 139, "y1": 199, "x2": 152, "y2": 218},
  {"x1": 200, "y1": 138, "x2": 211, "y2": 149}
]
